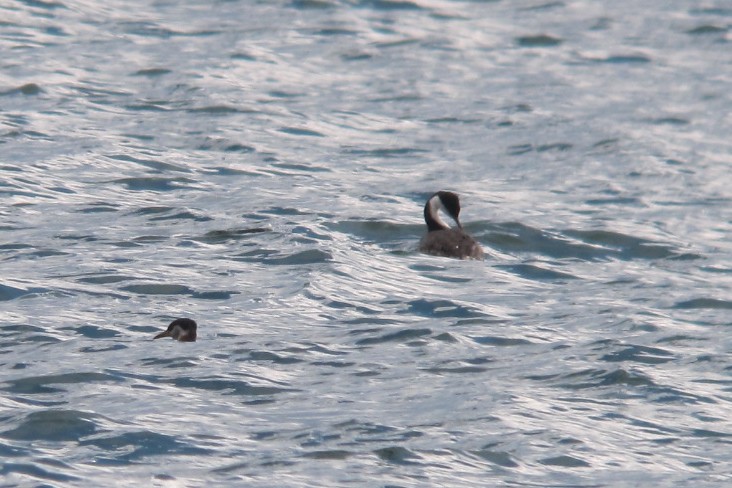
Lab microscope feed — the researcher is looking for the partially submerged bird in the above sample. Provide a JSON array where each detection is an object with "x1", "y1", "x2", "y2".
[
  {"x1": 419, "y1": 191, "x2": 484, "y2": 260},
  {"x1": 153, "y1": 318, "x2": 198, "y2": 342}
]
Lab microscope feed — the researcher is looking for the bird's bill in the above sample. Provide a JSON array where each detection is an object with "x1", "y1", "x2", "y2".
[{"x1": 153, "y1": 330, "x2": 172, "y2": 340}]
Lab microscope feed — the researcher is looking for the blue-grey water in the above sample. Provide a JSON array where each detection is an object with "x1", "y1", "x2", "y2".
[{"x1": 2, "y1": 0, "x2": 732, "y2": 486}]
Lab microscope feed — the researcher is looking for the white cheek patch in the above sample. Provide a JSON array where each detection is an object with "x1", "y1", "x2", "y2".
[{"x1": 429, "y1": 195, "x2": 451, "y2": 229}]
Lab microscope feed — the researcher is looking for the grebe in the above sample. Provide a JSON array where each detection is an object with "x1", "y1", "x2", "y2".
[
  {"x1": 419, "y1": 191, "x2": 484, "y2": 260},
  {"x1": 153, "y1": 318, "x2": 197, "y2": 342}
]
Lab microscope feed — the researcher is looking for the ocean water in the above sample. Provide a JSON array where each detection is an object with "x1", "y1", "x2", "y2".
[{"x1": 2, "y1": 0, "x2": 732, "y2": 486}]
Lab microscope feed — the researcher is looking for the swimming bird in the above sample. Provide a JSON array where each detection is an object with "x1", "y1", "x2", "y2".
[
  {"x1": 419, "y1": 191, "x2": 484, "y2": 260},
  {"x1": 153, "y1": 318, "x2": 197, "y2": 342}
]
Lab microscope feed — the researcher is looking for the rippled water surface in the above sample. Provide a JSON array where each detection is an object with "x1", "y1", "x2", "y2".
[{"x1": 2, "y1": 0, "x2": 732, "y2": 486}]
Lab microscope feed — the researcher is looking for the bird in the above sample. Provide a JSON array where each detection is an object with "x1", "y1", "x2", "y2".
[
  {"x1": 418, "y1": 191, "x2": 484, "y2": 260},
  {"x1": 153, "y1": 318, "x2": 198, "y2": 342}
]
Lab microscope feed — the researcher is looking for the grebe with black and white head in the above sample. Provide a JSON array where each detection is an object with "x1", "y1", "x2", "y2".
[
  {"x1": 419, "y1": 191, "x2": 484, "y2": 260},
  {"x1": 153, "y1": 318, "x2": 197, "y2": 342}
]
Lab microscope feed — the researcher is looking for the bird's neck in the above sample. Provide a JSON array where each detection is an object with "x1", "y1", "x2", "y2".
[{"x1": 424, "y1": 196, "x2": 450, "y2": 231}]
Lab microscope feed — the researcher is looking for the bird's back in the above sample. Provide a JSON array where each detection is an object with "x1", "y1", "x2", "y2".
[{"x1": 419, "y1": 228, "x2": 484, "y2": 260}]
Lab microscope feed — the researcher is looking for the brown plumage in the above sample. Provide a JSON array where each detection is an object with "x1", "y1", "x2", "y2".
[{"x1": 418, "y1": 191, "x2": 484, "y2": 260}]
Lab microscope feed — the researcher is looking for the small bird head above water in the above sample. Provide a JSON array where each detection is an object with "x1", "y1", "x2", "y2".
[
  {"x1": 153, "y1": 318, "x2": 197, "y2": 342},
  {"x1": 425, "y1": 190, "x2": 462, "y2": 231}
]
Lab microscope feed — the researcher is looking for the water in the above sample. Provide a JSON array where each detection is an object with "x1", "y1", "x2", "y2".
[{"x1": 2, "y1": 0, "x2": 732, "y2": 486}]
